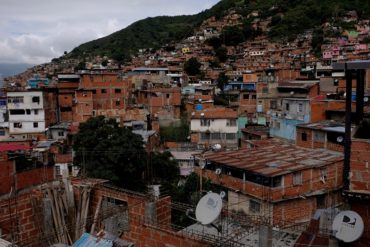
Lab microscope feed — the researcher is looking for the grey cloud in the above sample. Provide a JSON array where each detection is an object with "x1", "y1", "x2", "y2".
[{"x1": 0, "y1": 0, "x2": 219, "y2": 64}]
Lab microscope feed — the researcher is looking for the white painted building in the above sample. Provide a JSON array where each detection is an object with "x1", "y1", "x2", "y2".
[
  {"x1": 190, "y1": 108, "x2": 239, "y2": 149},
  {"x1": 7, "y1": 91, "x2": 46, "y2": 137}
]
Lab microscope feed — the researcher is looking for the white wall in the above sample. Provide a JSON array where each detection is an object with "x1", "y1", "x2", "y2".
[
  {"x1": 191, "y1": 119, "x2": 238, "y2": 133},
  {"x1": 7, "y1": 91, "x2": 46, "y2": 134}
]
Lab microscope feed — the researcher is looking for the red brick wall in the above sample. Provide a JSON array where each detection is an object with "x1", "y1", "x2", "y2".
[
  {"x1": 350, "y1": 139, "x2": 370, "y2": 191},
  {"x1": 296, "y1": 127, "x2": 313, "y2": 148},
  {"x1": 0, "y1": 191, "x2": 44, "y2": 247},
  {"x1": 16, "y1": 167, "x2": 54, "y2": 191},
  {"x1": 87, "y1": 185, "x2": 206, "y2": 247},
  {"x1": 310, "y1": 101, "x2": 345, "y2": 123},
  {"x1": 273, "y1": 198, "x2": 315, "y2": 225}
]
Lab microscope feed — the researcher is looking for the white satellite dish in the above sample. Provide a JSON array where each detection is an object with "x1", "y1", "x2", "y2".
[
  {"x1": 332, "y1": 210, "x2": 364, "y2": 243},
  {"x1": 336, "y1": 136, "x2": 344, "y2": 143},
  {"x1": 195, "y1": 192, "x2": 223, "y2": 225},
  {"x1": 215, "y1": 168, "x2": 222, "y2": 175}
]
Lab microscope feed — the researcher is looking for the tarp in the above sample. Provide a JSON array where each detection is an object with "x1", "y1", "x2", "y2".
[{"x1": 73, "y1": 233, "x2": 113, "y2": 247}]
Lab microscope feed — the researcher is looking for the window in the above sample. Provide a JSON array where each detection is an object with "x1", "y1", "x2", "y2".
[
  {"x1": 285, "y1": 103, "x2": 290, "y2": 111},
  {"x1": 272, "y1": 176, "x2": 282, "y2": 187},
  {"x1": 115, "y1": 101, "x2": 120, "y2": 106},
  {"x1": 32, "y1": 96, "x2": 40, "y2": 103},
  {"x1": 293, "y1": 172, "x2": 302, "y2": 185},
  {"x1": 58, "y1": 131, "x2": 64, "y2": 137},
  {"x1": 270, "y1": 100, "x2": 277, "y2": 109},
  {"x1": 26, "y1": 109, "x2": 31, "y2": 115},
  {"x1": 8, "y1": 97, "x2": 24, "y2": 104},
  {"x1": 226, "y1": 119, "x2": 237, "y2": 126},
  {"x1": 262, "y1": 87, "x2": 268, "y2": 93},
  {"x1": 101, "y1": 89, "x2": 107, "y2": 94},
  {"x1": 320, "y1": 168, "x2": 328, "y2": 180},
  {"x1": 243, "y1": 94, "x2": 249, "y2": 99},
  {"x1": 33, "y1": 122, "x2": 38, "y2": 128},
  {"x1": 115, "y1": 88, "x2": 121, "y2": 93},
  {"x1": 34, "y1": 109, "x2": 38, "y2": 115},
  {"x1": 0, "y1": 130, "x2": 5, "y2": 136},
  {"x1": 301, "y1": 132, "x2": 307, "y2": 141},
  {"x1": 14, "y1": 122, "x2": 22, "y2": 128},
  {"x1": 200, "y1": 119, "x2": 210, "y2": 126},
  {"x1": 298, "y1": 103, "x2": 303, "y2": 112},
  {"x1": 226, "y1": 133, "x2": 236, "y2": 140},
  {"x1": 251, "y1": 95, "x2": 256, "y2": 100},
  {"x1": 9, "y1": 109, "x2": 25, "y2": 115},
  {"x1": 201, "y1": 132, "x2": 210, "y2": 140},
  {"x1": 317, "y1": 195, "x2": 326, "y2": 208},
  {"x1": 314, "y1": 131, "x2": 325, "y2": 143},
  {"x1": 92, "y1": 89, "x2": 97, "y2": 94},
  {"x1": 211, "y1": 133, "x2": 221, "y2": 140},
  {"x1": 55, "y1": 166, "x2": 61, "y2": 176},
  {"x1": 60, "y1": 107, "x2": 72, "y2": 112},
  {"x1": 166, "y1": 94, "x2": 170, "y2": 98},
  {"x1": 250, "y1": 200, "x2": 261, "y2": 213}
]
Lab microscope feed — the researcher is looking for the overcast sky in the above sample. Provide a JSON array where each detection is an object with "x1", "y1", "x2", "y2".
[{"x1": 0, "y1": 0, "x2": 219, "y2": 65}]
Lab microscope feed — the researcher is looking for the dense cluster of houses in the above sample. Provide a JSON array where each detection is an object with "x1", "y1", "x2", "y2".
[{"x1": 0, "y1": 9, "x2": 370, "y2": 247}]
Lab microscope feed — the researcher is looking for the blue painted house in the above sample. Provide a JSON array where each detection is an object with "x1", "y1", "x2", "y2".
[{"x1": 27, "y1": 75, "x2": 49, "y2": 88}]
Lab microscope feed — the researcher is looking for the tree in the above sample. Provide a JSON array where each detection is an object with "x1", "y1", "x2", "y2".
[
  {"x1": 149, "y1": 151, "x2": 179, "y2": 194},
  {"x1": 73, "y1": 116, "x2": 147, "y2": 191},
  {"x1": 221, "y1": 26, "x2": 245, "y2": 46},
  {"x1": 184, "y1": 57, "x2": 201, "y2": 76},
  {"x1": 217, "y1": 72, "x2": 229, "y2": 90},
  {"x1": 101, "y1": 60, "x2": 108, "y2": 67},
  {"x1": 75, "y1": 61, "x2": 86, "y2": 71},
  {"x1": 205, "y1": 36, "x2": 222, "y2": 49},
  {"x1": 215, "y1": 46, "x2": 228, "y2": 62}
]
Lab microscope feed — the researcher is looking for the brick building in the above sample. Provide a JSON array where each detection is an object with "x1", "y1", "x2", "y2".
[
  {"x1": 342, "y1": 126, "x2": 370, "y2": 245},
  {"x1": 135, "y1": 87, "x2": 181, "y2": 124},
  {"x1": 296, "y1": 121, "x2": 346, "y2": 152},
  {"x1": 195, "y1": 140, "x2": 343, "y2": 226},
  {"x1": 78, "y1": 71, "x2": 130, "y2": 121},
  {"x1": 57, "y1": 74, "x2": 80, "y2": 122}
]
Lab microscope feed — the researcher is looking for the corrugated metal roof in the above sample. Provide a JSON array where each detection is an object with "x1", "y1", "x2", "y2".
[
  {"x1": 204, "y1": 143, "x2": 343, "y2": 177},
  {"x1": 74, "y1": 233, "x2": 113, "y2": 247}
]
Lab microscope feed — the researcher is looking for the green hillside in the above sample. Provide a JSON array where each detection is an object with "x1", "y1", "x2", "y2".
[
  {"x1": 69, "y1": 0, "x2": 238, "y2": 62},
  {"x1": 68, "y1": 0, "x2": 370, "y2": 62}
]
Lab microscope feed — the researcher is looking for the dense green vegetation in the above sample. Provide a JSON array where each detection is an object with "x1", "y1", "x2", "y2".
[
  {"x1": 73, "y1": 116, "x2": 179, "y2": 191},
  {"x1": 160, "y1": 113, "x2": 189, "y2": 142},
  {"x1": 67, "y1": 0, "x2": 370, "y2": 63}
]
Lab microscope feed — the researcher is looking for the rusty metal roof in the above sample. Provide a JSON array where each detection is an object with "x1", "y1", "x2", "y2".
[{"x1": 204, "y1": 143, "x2": 343, "y2": 177}]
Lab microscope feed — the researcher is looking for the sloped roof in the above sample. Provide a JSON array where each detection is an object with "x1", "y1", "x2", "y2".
[{"x1": 203, "y1": 143, "x2": 343, "y2": 177}]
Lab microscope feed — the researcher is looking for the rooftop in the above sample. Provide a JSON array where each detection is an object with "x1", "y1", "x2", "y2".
[
  {"x1": 297, "y1": 121, "x2": 346, "y2": 133},
  {"x1": 203, "y1": 144, "x2": 343, "y2": 177},
  {"x1": 192, "y1": 107, "x2": 237, "y2": 119}
]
